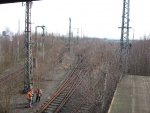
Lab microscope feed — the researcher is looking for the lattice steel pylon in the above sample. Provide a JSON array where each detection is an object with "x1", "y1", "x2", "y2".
[
  {"x1": 23, "y1": 1, "x2": 33, "y2": 92},
  {"x1": 120, "y1": 0, "x2": 131, "y2": 74}
]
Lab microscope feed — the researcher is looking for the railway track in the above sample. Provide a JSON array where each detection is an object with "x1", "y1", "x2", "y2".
[
  {"x1": 35, "y1": 57, "x2": 88, "y2": 113},
  {"x1": 0, "y1": 66, "x2": 24, "y2": 85},
  {"x1": 70, "y1": 80, "x2": 101, "y2": 113},
  {"x1": 57, "y1": 47, "x2": 67, "y2": 63},
  {"x1": 60, "y1": 69, "x2": 104, "y2": 113}
]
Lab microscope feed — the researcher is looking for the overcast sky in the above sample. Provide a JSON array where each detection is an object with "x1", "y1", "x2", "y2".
[{"x1": 0, "y1": 0, "x2": 150, "y2": 39}]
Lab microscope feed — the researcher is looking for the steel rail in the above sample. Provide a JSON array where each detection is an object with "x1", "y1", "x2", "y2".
[
  {"x1": 35, "y1": 57, "x2": 86, "y2": 113},
  {"x1": 54, "y1": 71, "x2": 87, "y2": 113},
  {"x1": 71, "y1": 76, "x2": 102, "y2": 113},
  {"x1": 35, "y1": 62, "x2": 82, "y2": 112}
]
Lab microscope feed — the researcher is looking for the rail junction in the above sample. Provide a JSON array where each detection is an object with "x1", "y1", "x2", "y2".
[
  {"x1": 0, "y1": 0, "x2": 150, "y2": 113},
  {"x1": 35, "y1": 56, "x2": 89, "y2": 113}
]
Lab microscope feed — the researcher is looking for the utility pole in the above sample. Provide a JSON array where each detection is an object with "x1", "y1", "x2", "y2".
[
  {"x1": 68, "y1": 17, "x2": 71, "y2": 52},
  {"x1": 120, "y1": 0, "x2": 131, "y2": 74},
  {"x1": 132, "y1": 29, "x2": 134, "y2": 41},
  {"x1": 41, "y1": 26, "x2": 45, "y2": 60},
  {"x1": 17, "y1": 35, "x2": 20, "y2": 62},
  {"x1": 17, "y1": 19, "x2": 20, "y2": 63},
  {"x1": 23, "y1": 1, "x2": 33, "y2": 92},
  {"x1": 35, "y1": 25, "x2": 45, "y2": 60},
  {"x1": 73, "y1": 28, "x2": 79, "y2": 44},
  {"x1": 18, "y1": 19, "x2": 20, "y2": 35},
  {"x1": 77, "y1": 28, "x2": 79, "y2": 43},
  {"x1": 34, "y1": 25, "x2": 45, "y2": 88}
]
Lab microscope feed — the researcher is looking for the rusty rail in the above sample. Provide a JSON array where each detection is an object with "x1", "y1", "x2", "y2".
[
  {"x1": 35, "y1": 57, "x2": 87, "y2": 113},
  {"x1": 70, "y1": 78, "x2": 102, "y2": 113}
]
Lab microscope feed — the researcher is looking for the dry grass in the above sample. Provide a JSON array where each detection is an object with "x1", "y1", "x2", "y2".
[
  {"x1": 62, "y1": 38, "x2": 121, "y2": 113},
  {"x1": 0, "y1": 34, "x2": 149, "y2": 113},
  {"x1": 129, "y1": 38, "x2": 150, "y2": 75}
]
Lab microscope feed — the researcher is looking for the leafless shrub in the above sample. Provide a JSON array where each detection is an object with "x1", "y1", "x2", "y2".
[
  {"x1": 61, "y1": 39, "x2": 121, "y2": 113},
  {"x1": 129, "y1": 38, "x2": 150, "y2": 75},
  {"x1": 0, "y1": 82, "x2": 14, "y2": 113},
  {"x1": 33, "y1": 35, "x2": 69, "y2": 88},
  {"x1": 0, "y1": 35, "x2": 24, "y2": 74},
  {"x1": 0, "y1": 34, "x2": 123, "y2": 113}
]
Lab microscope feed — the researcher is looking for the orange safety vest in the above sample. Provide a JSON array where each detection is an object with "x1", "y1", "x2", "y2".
[{"x1": 26, "y1": 91, "x2": 32, "y2": 100}]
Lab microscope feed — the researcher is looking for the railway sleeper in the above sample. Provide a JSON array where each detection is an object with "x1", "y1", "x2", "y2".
[
  {"x1": 50, "y1": 102, "x2": 61, "y2": 106},
  {"x1": 59, "y1": 93, "x2": 68, "y2": 97},
  {"x1": 80, "y1": 106, "x2": 89, "y2": 111},
  {"x1": 52, "y1": 100, "x2": 63, "y2": 103},
  {"x1": 55, "y1": 97, "x2": 64, "y2": 101},
  {"x1": 46, "y1": 106, "x2": 57, "y2": 111},
  {"x1": 43, "y1": 110, "x2": 53, "y2": 113}
]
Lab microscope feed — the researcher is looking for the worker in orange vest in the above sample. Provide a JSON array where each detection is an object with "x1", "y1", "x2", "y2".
[{"x1": 26, "y1": 89, "x2": 33, "y2": 107}]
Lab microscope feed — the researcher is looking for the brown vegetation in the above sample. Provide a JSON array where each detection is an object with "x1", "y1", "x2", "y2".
[
  {"x1": 0, "y1": 33, "x2": 149, "y2": 113},
  {"x1": 0, "y1": 34, "x2": 69, "y2": 113},
  {"x1": 129, "y1": 38, "x2": 150, "y2": 75},
  {"x1": 65, "y1": 39, "x2": 121, "y2": 113}
]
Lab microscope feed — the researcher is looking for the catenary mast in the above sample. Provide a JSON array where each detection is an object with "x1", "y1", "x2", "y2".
[
  {"x1": 23, "y1": 1, "x2": 33, "y2": 92},
  {"x1": 120, "y1": 0, "x2": 131, "y2": 74}
]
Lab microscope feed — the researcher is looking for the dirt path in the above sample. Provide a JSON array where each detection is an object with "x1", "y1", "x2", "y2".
[
  {"x1": 108, "y1": 75, "x2": 150, "y2": 113},
  {"x1": 10, "y1": 68, "x2": 70, "y2": 113}
]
